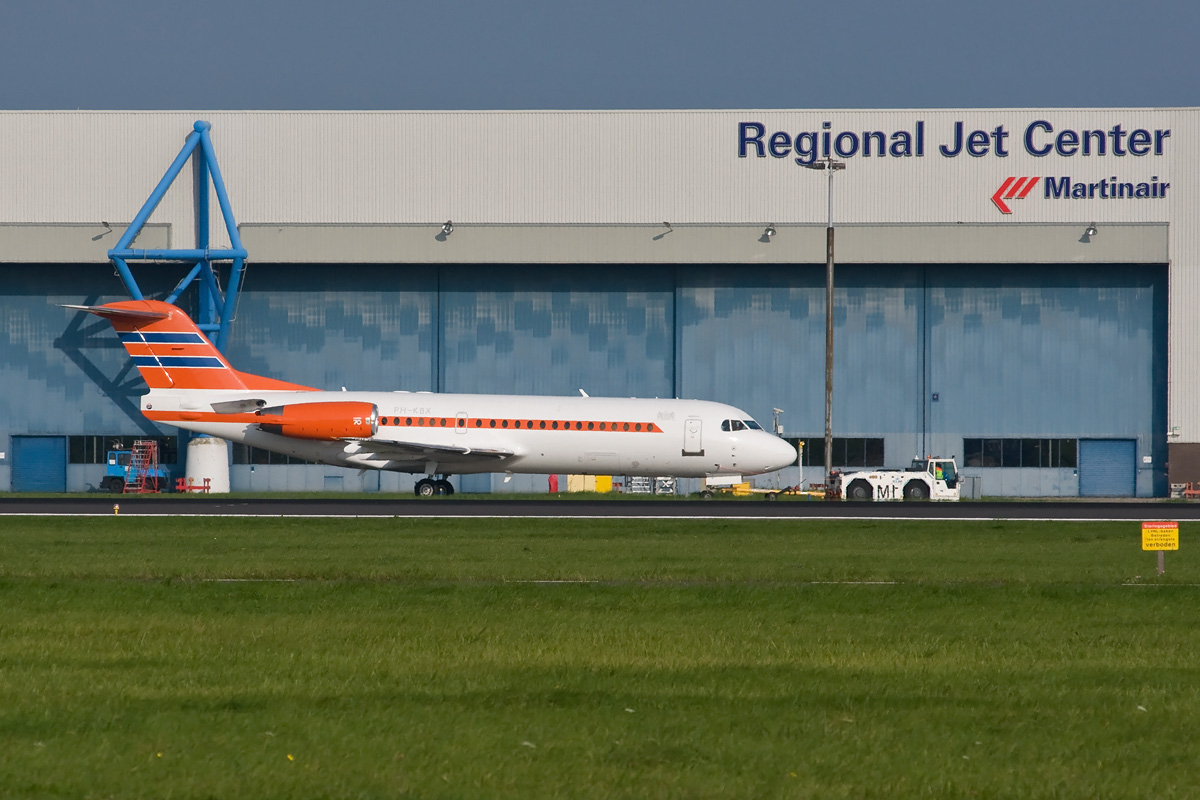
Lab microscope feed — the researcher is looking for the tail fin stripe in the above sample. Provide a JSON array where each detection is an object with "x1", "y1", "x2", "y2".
[
  {"x1": 119, "y1": 332, "x2": 207, "y2": 345},
  {"x1": 132, "y1": 356, "x2": 226, "y2": 368}
]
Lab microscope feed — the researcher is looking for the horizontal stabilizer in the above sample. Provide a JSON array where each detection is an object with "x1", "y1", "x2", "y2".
[{"x1": 62, "y1": 303, "x2": 169, "y2": 322}]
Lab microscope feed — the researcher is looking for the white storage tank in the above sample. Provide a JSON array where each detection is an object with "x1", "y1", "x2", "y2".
[{"x1": 185, "y1": 436, "x2": 230, "y2": 494}]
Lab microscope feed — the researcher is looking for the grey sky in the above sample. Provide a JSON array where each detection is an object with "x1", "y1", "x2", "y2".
[{"x1": 1, "y1": 0, "x2": 1196, "y2": 110}]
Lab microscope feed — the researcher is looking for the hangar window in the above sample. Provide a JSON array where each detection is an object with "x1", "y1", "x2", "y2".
[
  {"x1": 784, "y1": 437, "x2": 884, "y2": 469},
  {"x1": 69, "y1": 435, "x2": 179, "y2": 465},
  {"x1": 963, "y1": 438, "x2": 1077, "y2": 468},
  {"x1": 231, "y1": 444, "x2": 317, "y2": 465}
]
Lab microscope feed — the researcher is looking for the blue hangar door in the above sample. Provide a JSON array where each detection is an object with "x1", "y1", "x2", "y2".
[
  {"x1": 1078, "y1": 439, "x2": 1136, "y2": 497},
  {"x1": 12, "y1": 436, "x2": 67, "y2": 492}
]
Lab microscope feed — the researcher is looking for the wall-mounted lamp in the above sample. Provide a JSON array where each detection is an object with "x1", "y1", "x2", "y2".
[
  {"x1": 662, "y1": 221, "x2": 672, "y2": 232},
  {"x1": 441, "y1": 220, "x2": 454, "y2": 235},
  {"x1": 1085, "y1": 223, "x2": 1097, "y2": 237},
  {"x1": 92, "y1": 220, "x2": 116, "y2": 241},
  {"x1": 764, "y1": 225, "x2": 776, "y2": 237}
]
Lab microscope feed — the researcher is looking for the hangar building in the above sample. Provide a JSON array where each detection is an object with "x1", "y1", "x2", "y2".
[{"x1": 0, "y1": 108, "x2": 1194, "y2": 497}]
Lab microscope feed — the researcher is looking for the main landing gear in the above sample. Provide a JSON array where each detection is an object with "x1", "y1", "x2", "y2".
[{"x1": 414, "y1": 477, "x2": 455, "y2": 497}]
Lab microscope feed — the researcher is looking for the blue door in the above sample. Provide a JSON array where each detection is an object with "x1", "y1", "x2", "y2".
[
  {"x1": 12, "y1": 436, "x2": 67, "y2": 492},
  {"x1": 1078, "y1": 439, "x2": 1136, "y2": 497}
]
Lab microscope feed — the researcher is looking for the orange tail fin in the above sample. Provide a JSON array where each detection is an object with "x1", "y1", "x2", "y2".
[{"x1": 68, "y1": 300, "x2": 313, "y2": 392}]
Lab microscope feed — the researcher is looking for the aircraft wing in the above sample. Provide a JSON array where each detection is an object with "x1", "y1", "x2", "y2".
[{"x1": 348, "y1": 438, "x2": 516, "y2": 463}]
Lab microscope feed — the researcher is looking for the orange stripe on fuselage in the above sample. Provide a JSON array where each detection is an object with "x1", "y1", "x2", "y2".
[
  {"x1": 380, "y1": 416, "x2": 663, "y2": 433},
  {"x1": 144, "y1": 409, "x2": 262, "y2": 424},
  {"x1": 146, "y1": 410, "x2": 665, "y2": 434}
]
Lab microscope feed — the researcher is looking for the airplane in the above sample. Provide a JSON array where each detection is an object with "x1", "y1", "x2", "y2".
[{"x1": 67, "y1": 299, "x2": 798, "y2": 495}]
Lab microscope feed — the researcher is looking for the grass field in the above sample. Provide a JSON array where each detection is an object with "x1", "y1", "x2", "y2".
[{"x1": 1, "y1": 516, "x2": 1197, "y2": 798}]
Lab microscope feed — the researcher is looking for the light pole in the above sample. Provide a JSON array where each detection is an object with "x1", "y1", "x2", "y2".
[{"x1": 803, "y1": 156, "x2": 845, "y2": 491}]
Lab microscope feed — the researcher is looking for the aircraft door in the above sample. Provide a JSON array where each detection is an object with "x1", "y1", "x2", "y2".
[
  {"x1": 683, "y1": 418, "x2": 704, "y2": 456},
  {"x1": 455, "y1": 412, "x2": 468, "y2": 434}
]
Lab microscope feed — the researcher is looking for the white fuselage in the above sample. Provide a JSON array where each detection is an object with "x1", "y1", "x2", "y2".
[{"x1": 143, "y1": 388, "x2": 797, "y2": 478}]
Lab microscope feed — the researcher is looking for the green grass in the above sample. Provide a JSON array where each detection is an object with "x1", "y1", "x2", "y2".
[{"x1": 0, "y1": 517, "x2": 1197, "y2": 798}]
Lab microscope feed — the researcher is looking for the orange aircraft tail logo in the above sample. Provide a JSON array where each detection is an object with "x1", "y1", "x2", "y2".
[{"x1": 73, "y1": 300, "x2": 313, "y2": 392}]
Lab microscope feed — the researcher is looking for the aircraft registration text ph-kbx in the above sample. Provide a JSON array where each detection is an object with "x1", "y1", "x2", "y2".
[{"x1": 69, "y1": 301, "x2": 797, "y2": 494}]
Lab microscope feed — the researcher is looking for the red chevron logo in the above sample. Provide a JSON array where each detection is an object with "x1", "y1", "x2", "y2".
[{"x1": 992, "y1": 176, "x2": 1040, "y2": 214}]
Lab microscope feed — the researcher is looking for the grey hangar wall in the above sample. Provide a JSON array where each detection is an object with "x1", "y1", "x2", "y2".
[{"x1": 0, "y1": 249, "x2": 1167, "y2": 497}]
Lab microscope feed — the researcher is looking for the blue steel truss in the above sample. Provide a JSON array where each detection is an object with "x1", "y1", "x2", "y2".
[{"x1": 108, "y1": 120, "x2": 247, "y2": 352}]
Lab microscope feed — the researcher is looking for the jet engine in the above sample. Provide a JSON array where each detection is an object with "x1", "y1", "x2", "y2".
[{"x1": 256, "y1": 401, "x2": 378, "y2": 440}]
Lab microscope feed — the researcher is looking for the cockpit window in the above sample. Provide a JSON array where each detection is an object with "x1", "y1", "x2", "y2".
[
  {"x1": 743, "y1": 420, "x2": 763, "y2": 430},
  {"x1": 721, "y1": 419, "x2": 747, "y2": 432}
]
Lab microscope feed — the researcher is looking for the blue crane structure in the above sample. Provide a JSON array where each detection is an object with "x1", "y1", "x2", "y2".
[{"x1": 107, "y1": 120, "x2": 246, "y2": 353}]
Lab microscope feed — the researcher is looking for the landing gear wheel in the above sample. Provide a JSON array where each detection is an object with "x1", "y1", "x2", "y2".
[
  {"x1": 435, "y1": 479, "x2": 454, "y2": 496},
  {"x1": 415, "y1": 479, "x2": 436, "y2": 497}
]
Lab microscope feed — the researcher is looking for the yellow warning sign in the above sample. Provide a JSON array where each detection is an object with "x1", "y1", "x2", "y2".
[{"x1": 1142, "y1": 521, "x2": 1179, "y2": 551}]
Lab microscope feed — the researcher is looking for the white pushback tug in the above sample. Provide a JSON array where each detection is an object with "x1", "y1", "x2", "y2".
[{"x1": 830, "y1": 456, "x2": 960, "y2": 501}]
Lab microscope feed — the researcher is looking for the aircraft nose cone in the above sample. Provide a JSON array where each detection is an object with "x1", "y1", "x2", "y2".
[{"x1": 763, "y1": 435, "x2": 798, "y2": 472}]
